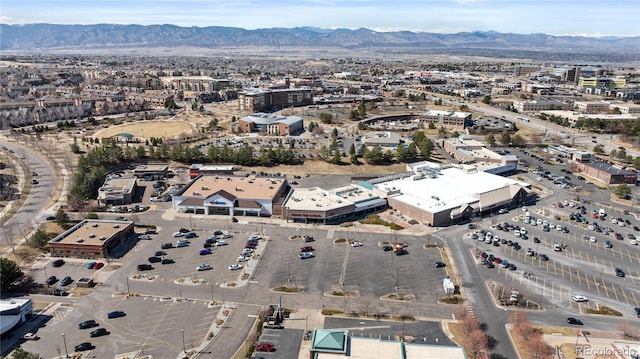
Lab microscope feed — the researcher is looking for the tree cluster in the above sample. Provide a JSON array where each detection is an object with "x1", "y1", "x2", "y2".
[
  {"x1": 454, "y1": 306, "x2": 489, "y2": 359},
  {"x1": 509, "y1": 310, "x2": 553, "y2": 359},
  {"x1": 0, "y1": 257, "x2": 23, "y2": 290}
]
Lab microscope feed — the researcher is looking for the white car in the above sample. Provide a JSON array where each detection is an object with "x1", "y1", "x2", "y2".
[
  {"x1": 237, "y1": 256, "x2": 250, "y2": 262},
  {"x1": 298, "y1": 252, "x2": 315, "y2": 259},
  {"x1": 242, "y1": 248, "x2": 254, "y2": 255},
  {"x1": 215, "y1": 240, "x2": 228, "y2": 246},
  {"x1": 589, "y1": 236, "x2": 597, "y2": 243},
  {"x1": 350, "y1": 241, "x2": 363, "y2": 247},
  {"x1": 22, "y1": 333, "x2": 39, "y2": 340},
  {"x1": 196, "y1": 264, "x2": 211, "y2": 271},
  {"x1": 612, "y1": 218, "x2": 618, "y2": 224},
  {"x1": 572, "y1": 295, "x2": 588, "y2": 302},
  {"x1": 228, "y1": 264, "x2": 243, "y2": 271},
  {"x1": 221, "y1": 233, "x2": 233, "y2": 239},
  {"x1": 173, "y1": 232, "x2": 185, "y2": 237},
  {"x1": 249, "y1": 234, "x2": 262, "y2": 240},
  {"x1": 520, "y1": 227, "x2": 527, "y2": 235},
  {"x1": 630, "y1": 239, "x2": 638, "y2": 245}
]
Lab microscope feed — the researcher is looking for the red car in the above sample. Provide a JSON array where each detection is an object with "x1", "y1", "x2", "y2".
[
  {"x1": 255, "y1": 343, "x2": 275, "y2": 352},
  {"x1": 300, "y1": 246, "x2": 314, "y2": 252},
  {"x1": 93, "y1": 262, "x2": 104, "y2": 270}
]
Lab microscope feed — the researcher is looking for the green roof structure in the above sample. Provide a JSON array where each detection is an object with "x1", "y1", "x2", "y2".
[{"x1": 310, "y1": 329, "x2": 348, "y2": 353}]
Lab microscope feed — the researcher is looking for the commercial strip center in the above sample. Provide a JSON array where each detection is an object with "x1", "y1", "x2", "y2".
[{"x1": 171, "y1": 160, "x2": 533, "y2": 226}]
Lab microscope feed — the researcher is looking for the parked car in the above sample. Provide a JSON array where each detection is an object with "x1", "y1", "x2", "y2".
[
  {"x1": 87, "y1": 261, "x2": 97, "y2": 269},
  {"x1": 395, "y1": 249, "x2": 409, "y2": 256},
  {"x1": 199, "y1": 248, "x2": 212, "y2": 255},
  {"x1": 303, "y1": 236, "x2": 315, "y2": 242},
  {"x1": 93, "y1": 262, "x2": 104, "y2": 270},
  {"x1": 78, "y1": 320, "x2": 98, "y2": 329},
  {"x1": 255, "y1": 343, "x2": 276, "y2": 352},
  {"x1": 107, "y1": 311, "x2": 126, "y2": 319},
  {"x1": 237, "y1": 256, "x2": 250, "y2": 262},
  {"x1": 52, "y1": 259, "x2": 65, "y2": 267},
  {"x1": 572, "y1": 295, "x2": 589, "y2": 302},
  {"x1": 22, "y1": 333, "x2": 39, "y2": 340},
  {"x1": 74, "y1": 342, "x2": 94, "y2": 351},
  {"x1": 196, "y1": 264, "x2": 211, "y2": 271},
  {"x1": 382, "y1": 245, "x2": 393, "y2": 251},
  {"x1": 350, "y1": 241, "x2": 363, "y2": 247},
  {"x1": 228, "y1": 264, "x2": 243, "y2": 271},
  {"x1": 185, "y1": 232, "x2": 198, "y2": 239},
  {"x1": 298, "y1": 252, "x2": 315, "y2": 259},
  {"x1": 215, "y1": 240, "x2": 228, "y2": 246},
  {"x1": 90, "y1": 328, "x2": 110, "y2": 337},
  {"x1": 615, "y1": 268, "x2": 626, "y2": 277},
  {"x1": 434, "y1": 261, "x2": 446, "y2": 268},
  {"x1": 45, "y1": 276, "x2": 57, "y2": 285},
  {"x1": 137, "y1": 264, "x2": 153, "y2": 271},
  {"x1": 59, "y1": 276, "x2": 73, "y2": 286},
  {"x1": 161, "y1": 243, "x2": 173, "y2": 249},
  {"x1": 161, "y1": 258, "x2": 175, "y2": 264},
  {"x1": 148, "y1": 256, "x2": 162, "y2": 263},
  {"x1": 172, "y1": 232, "x2": 185, "y2": 238}
]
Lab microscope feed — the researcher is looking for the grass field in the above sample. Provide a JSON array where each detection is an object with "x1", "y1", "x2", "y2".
[{"x1": 95, "y1": 120, "x2": 194, "y2": 139}]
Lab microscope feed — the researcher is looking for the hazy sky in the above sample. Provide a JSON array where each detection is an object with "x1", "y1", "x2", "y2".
[{"x1": 1, "y1": 0, "x2": 638, "y2": 37}]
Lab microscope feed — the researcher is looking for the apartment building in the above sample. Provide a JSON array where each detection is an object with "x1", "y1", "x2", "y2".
[
  {"x1": 513, "y1": 99, "x2": 573, "y2": 112},
  {"x1": 237, "y1": 88, "x2": 313, "y2": 112},
  {"x1": 574, "y1": 101, "x2": 609, "y2": 114}
]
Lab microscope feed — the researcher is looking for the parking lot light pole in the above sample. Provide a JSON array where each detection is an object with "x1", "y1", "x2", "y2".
[
  {"x1": 181, "y1": 329, "x2": 186, "y2": 355},
  {"x1": 62, "y1": 333, "x2": 69, "y2": 358}
]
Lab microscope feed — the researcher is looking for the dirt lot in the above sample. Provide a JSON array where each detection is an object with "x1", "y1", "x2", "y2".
[{"x1": 239, "y1": 160, "x2": 407, "y2": 176}]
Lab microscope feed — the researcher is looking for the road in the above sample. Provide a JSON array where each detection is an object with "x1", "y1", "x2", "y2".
[{"x1": 0, "y1": 141, "x2": 58, "y2": 254}]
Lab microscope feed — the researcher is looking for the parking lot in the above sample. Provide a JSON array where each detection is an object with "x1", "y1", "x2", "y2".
[{"x1": 262, "y1": 229, "x2": 448, "y2": 302}]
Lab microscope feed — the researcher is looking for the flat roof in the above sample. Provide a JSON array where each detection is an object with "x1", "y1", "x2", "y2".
[
  {"x1": 50, "y1": 219, "x2": 133, "y2": 246},
  {"x1": 133, "y1": 164, "x2": 168, "y2": 171},
  {"x1": 314, "y1": 338, "x2": 466, "y2": 359},
  {"x1": 377, "y1": 163, "x2": 528, "y2": 212},
  {"x1": 584, "y1": 161, "x2": 636, "y2": 175},
  {"x1": 179, "y1": 175, "x2": 286, "y2": 201},
  {"x1": 285, "y1": 187, "x2": 351, "y2": 212},
  {"x1": 420, "y1": 110, "x2": 471, "y2": 119},
  {"x1": 330, "y1": 184, "x2": 384, "y2": 204},
  {"x1": 99, "y1": 177, "x2": 136, "y2": 195}
]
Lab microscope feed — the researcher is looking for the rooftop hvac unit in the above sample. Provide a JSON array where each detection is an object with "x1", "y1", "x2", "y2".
[
  {"x1": 89, "y1": 233, "x2": 96, "y2": 238},
  {"x1": 99, "y1": 236, "x2": 106, "y2": 241},
  {"x1": 92, "y1": 223, "x2": 98, "y2": 227}
]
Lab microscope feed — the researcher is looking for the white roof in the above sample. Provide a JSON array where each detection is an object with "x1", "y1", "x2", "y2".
[{"x1": 376, "y1": 163, "x2": 528, "y2": 212}]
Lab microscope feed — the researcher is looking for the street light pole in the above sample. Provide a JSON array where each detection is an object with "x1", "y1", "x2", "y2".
[
  {"x1": 181, "y1": 329, "x2": 186, "y2": 355},
  {"x1": 62, "y1": 333, "x2": 69, "y2": 358},
  {"x1": 126, "y1": 276, "x2": 130, "y2": 294}
]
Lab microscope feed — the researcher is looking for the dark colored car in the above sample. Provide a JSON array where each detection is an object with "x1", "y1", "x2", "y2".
[
  {"x1": 53, "y1": 288, "x2": 67, "y2": 296},
  {"x1": 93, "y1": 262, "x2": 104, "y2": 270},
  {"x1": 74, "y1": 342, "x2": 93, "y2": 351},
  {"x1": 533, "y1": 237, "x2": 540, "y2": 243},
  {"x1": 382, "y1": 245, "x2": 393, "y2": 251},
  {"x1": 199, "y1": 248, "x2": 212, "y2": 255},
  {"x1": 161, "y1": 243, "x2": 173, "y2": 249},
  {"x1": 303, "y1": 236, "x2": 315, "y2": 242},
  {"x1": 145, "y1": 229, "x2": 157, "y2": 234},
  {"x1": 137, "y1": 264, "x2": 153, "y2": 271},
  {"x1": 540, "y1": 254, "x2": 549, "y2": 261},
  {"x1": 567, "y1": 317, "x2": 583, "y2": 325},
  {"x1": 634, "y1": 307, "x2": 640, "y2": 318},
  {"x1": 395, "y1": 249, "x2": 409, "y2": 256},
  {"x1": 148, "y1": 256, "x2": 162, "y2": 263},
  {"x1": 486, "y1": 262, "x2": 495, "y2": 269},
  {"x1": 45, "y1": 276, "x2": 57, "y2": 285},
  {"x1": 205, "y1": 238, "x2": 217, "y2": 244},
  {"x1": 161, "y1": 258, "x2": 175, "y2": 264},
  {"x1": 615, "y1": 268, "x2": 626, "y2": 277},
  {"x1": 179, "y1": 228, "x2": 191, "y2": 233},
  {"x1": 203, "y1": 242, "x2": 214, "y2": 248},
  {"x1": 90, "y1": 328, "x2": 110, "y2": 337},
  {"x1": 434, "y1": 261, "x2": 446, "y2": 268},
  {"x1": 107, "y1": 311, "x2": 126, "y2": 319},
  {"x1": 52, "y1": 259, "x2": 65, "y2": 267},
  {"x1": 509, "y1": 264, "x2": 517, "y2": 271},
  {"x1": 300, "y1": 246, "x2": 314, "y2": 252},
  {"x1": 155, "y1": 251, "x2": 167, "y2": 257},
  {"x1": 46, "y1": 215, "x2": 56, "y2": 221},
  {"x1": 59, "y1": 276, "x2": 73, "y2": 286},
  {"x1": 78, "y1": 320, "x2": 98, "y2": 329},
  {"x1": 185, "y1": 232, "x2": 198, "y2": 239}
]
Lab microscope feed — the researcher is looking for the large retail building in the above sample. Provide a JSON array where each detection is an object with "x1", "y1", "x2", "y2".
[
  {"x1": 172, "y1": 175, "x2": 289, "y2": 216},
  {"x1": 376, "y1": 162, "x2": 533, "y2": 226}
]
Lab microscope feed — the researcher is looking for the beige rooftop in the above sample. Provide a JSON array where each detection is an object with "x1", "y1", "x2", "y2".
[{"x1": 181, "y1": 175, "x2": 286, "y2": 200}]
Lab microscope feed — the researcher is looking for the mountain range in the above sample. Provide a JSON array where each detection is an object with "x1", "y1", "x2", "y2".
[{"x1": 1, "y1": 24, "x2": 638, "y2": 60}]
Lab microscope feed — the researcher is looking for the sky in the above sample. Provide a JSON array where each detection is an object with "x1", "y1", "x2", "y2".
[{"x1": 1, "y1": 0, "x2": 639, "y2": 37}]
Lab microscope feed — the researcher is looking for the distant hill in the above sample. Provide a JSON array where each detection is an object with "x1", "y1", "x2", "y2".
[{"x1": 1, "y1": 24, "x2": 638, "y2": 60}]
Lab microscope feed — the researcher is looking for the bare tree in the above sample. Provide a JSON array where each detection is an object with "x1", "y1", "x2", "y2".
[
  {"x1": 617, "y1": 321, "x2": 639, "y2": 339},
  {"x1": 359, "y1": 294, "x2": 375, "y2": 317},
  {"x1": 454, "y1": 305, "x2": 468, "y2": 321},
  {"x1": 508, "y1": 310, "x2": 529, "y2": 326},
  {"x1": 525, "y1": 336, "x2": 553, "y2": 359},
  {"x1": 464, "y1": 329, "x2": 488, "y2": 359},
  {"x1": 459, "y1": 315, "x2": 481, "y2": 336},
  {"x1": 516, "y1": 321, "x2": 537, "y2": 340}
]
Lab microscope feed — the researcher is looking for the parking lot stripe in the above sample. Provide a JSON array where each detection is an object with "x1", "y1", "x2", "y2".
[
  {"x1": 631, "y1": 290, "x2": 639, "y2": 307},
  {"x1": 620, "y1": 286, "x2": 630, "y2": 304},
  {"x1": 584, "y1": 271, "x2": 590, "y2": 290},
  {"x1": 609, "y1": 282, "x2": 617, "y2": 301}
]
